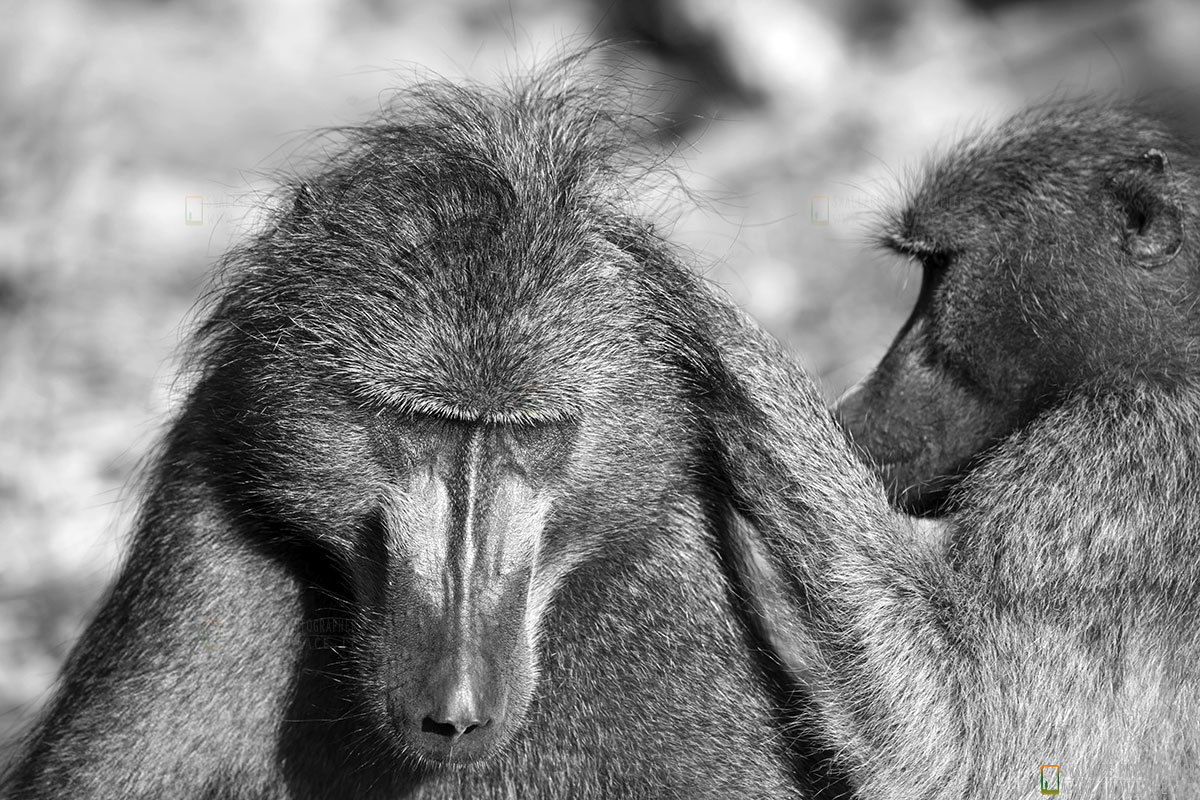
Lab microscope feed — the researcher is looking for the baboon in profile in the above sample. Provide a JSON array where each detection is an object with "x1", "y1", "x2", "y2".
[
  {"x1": 707, "y1": 100, "x2": 1200, "y2": 798},
  {"x1": 0, "y1": 64, "x2": 841, "y2": 799},
  {"x1": 838, "y1": 100, "x2": 1199, "y2": 517}
]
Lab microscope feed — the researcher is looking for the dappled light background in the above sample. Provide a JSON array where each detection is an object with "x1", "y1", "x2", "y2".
[{"x1": 2, "y1": 0, "x2": 1198, "y2": 756}]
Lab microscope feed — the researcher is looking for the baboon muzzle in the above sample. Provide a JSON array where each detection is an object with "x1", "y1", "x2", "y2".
[
  {"x1": 403, "y1": 570, "x2": 533, "y2": 764},
  {"x1": 384, "y1": 429, "x2": 545, "y2": 764}
]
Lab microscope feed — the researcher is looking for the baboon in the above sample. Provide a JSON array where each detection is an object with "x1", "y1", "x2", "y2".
[
  {"x1": 703, "y1": 100, "x2": 1200, "y2": 798},
  {"x1": 0, "y1": 64, "x2": 840, "y2": 799},
  {"x1": 838, "y1": 100, "x2": 1199, "y2": 517}
]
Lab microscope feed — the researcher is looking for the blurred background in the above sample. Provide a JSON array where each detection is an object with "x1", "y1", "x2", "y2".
[{"x1": 1, "y1": 0, "x2": 1198, "y2": 759}]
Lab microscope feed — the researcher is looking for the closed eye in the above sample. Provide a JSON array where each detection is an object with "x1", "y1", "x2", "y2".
[
  {"x1": 878, "y1": 226, "x2": 950, "y2": 271},
  {"x1": 918, "y1": 250, "x2": 955, "y2": 273},
  {"x1": 884, "y1": 238, "x2": 956, "y2": 274}
]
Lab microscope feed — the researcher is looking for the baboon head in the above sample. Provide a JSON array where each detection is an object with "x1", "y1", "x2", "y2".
[
  {"x1": 190, "y1": 81, "x2": 674, "y2": 766},
  {"x1": 836, "y1": 102, "x2": 1200, "y2": 514}
]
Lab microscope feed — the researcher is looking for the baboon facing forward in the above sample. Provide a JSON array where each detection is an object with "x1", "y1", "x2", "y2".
[
  {"x1": 0, "y1": 63, "x2": 842, "y2": 799},
  {"x1": 707, "y1": 101, "x2": 1200, "y2": 798}
]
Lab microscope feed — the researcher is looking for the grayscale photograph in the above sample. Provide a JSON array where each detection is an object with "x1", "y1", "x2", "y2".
[{"x1": 1, "y1": 0, "x2": 1198, "y2": 797}]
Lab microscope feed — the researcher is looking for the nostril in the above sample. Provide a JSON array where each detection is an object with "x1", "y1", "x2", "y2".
[
  {"x1": 421, "y1": 715, "x2": 491, "y2": 739},
  {"x1": 421, "y1": 717, "x2": 459, "y2": 739}
]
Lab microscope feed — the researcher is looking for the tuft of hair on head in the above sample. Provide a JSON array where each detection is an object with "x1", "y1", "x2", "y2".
[{"x1": 177, "y1": 49, "x2": 689, "y2": 425}]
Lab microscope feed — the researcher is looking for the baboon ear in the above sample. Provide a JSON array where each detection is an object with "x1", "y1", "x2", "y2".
[{"x1": 1113, "y1": 148, "x2": 1184, "y2": 268}]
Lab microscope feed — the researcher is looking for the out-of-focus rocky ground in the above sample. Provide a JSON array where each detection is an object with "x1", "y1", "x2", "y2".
[{"x1": 2, "y1": 0, "x2": 1197, "y2": 758}]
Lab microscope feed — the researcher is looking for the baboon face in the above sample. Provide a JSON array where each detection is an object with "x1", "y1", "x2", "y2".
[
  {"x1": 837, "y1": 106, "x2": 1197, "y2": 514},
  {"x1": 203, "y1": 145, "x2": 655, "y2": 764},
  {"x1": 227, "y1": 306, "x2": 618, "y2": 765},
  {"x1": 236, "y1": 389, "x2": 581, "y2": 764}
]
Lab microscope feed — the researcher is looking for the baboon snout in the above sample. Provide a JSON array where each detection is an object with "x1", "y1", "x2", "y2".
[
  {"x1": 382, "y1": 438, "x2": 550, "y2": 764},
  {"x1": 835, "y1": 339, "x2": 1018, "y2": 516},
  {"x1": 419, "y1": 686, "x2": 496, "y2": 741},
  {"x1": 393, "y1": 580, "x2": 534, "y2": 764},
  {"x1": 405, "y1": 659, "x2": 511, "y2": 764}
]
